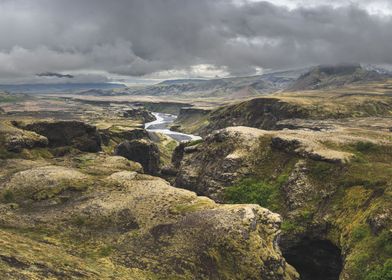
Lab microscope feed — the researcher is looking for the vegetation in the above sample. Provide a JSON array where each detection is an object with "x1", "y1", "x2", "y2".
[
  {"x1": 225, "y1": 177, "x2": 285, "y2": 211},
  {"x1": 365, "y1": 259, "x2": 392, "y2": 280},
  {"x1": 0, "y1": 94, "x2": 22, "y2": 103}
]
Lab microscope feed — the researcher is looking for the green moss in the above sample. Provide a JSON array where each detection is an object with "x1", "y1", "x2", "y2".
[
  {"x1": 349, "y1": 252, "x2": 372, "y2": 279},
  {"x1": 72, "y1": 215, "x2": 87, "y2": 226},
  {"x1": 249, "y1": 136, "x2": 298, "y2": 181},
  {"x1": 355, "y1": 141, "x2": 378, "y2": 153},
  {"x1": 20, "y1": 148, "x2": 53, "y2": 160},
  {"x1": 185, "y1": 139, "x2": 203, "y2": 147},
  {"x1": 0, "y1": 95, "x2": 21, "y2": 103},
  {"x1": 98, "y1": 245, "x2": 114, "y2": 257},
  {"x1": 2, "y1": 190, "x2": 15, "y2": 203},
  {"x1": 155, "y1": 134, "x2": 178, "y2": 166},
  {"x1": 376, "y1": 230, "x2": 392, "y2": 256},
  {"x1": 224, "y1": 178, "x2": 281, "y2": 211},
  {"x1": 299, "y1": 210, "x2": 313, "y2": 221},
  {"x1": 281, "y1": 220, "x2": 305, "y2": 234},
  {"x1": 351, "y1": 224, "x2": 371, "y2": 242},
  {"x1": 32, "y1": 180, "x2": 90, "y2": 201},
  {"x1": 365, "y1": 259, "x2": 392, "y2": 280},
  {"x1": 308, "y1": 161, "x2": 339, "y2": 181},
  {"x1": 173, "y1": 198, "x2": 214, "y2": 214}
]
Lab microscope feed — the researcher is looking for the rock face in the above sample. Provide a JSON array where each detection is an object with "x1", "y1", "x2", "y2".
[
  {"x1": 187, "y1": 95, "x2": 392, "y2": 136},
  {"x1": 0, "y1": 154, "x2": 298, "y2": 279},
  {"x1": 122, "y1": 108, "x2": 156, "y2": 123},
  {"x1": 201, "y1": 98, "x2": 309, "y2": 135},
  {"x1": 175, "y1": 126, "x2": 354, "y2": 201},
  {"x1": 19, "y1": 121, "x2": 101, "y2": 152},
  {"x1": 100, "y1": 127, "x2": 149, "y2": 146},
  {"x1": 114, "y1": 139, "x2": 160, "y2": 175},
  {"x1": 172, "y1": 107, "x2": 212, "y2": 134},
  {"x1": 175, "y1": 128, "x2": 258, "y2": 201},
  {"x1": 0, "y1": 121, "x2": 48, "y2": 153},
  {"x1": 174, "y1": 125, "x2": 392, "y2": 280}
]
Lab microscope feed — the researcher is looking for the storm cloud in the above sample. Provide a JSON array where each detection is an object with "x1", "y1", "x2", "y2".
[{"x1": 0, "y1": 0, "x2": 392, "y2": 82}]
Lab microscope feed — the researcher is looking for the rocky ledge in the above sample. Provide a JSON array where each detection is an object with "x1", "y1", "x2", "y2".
[{"x1": 14, "y1": 120, "x2": 102, "y2": 152}]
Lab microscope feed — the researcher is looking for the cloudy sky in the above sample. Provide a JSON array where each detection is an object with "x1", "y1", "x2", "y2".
[{"x1": 0, "y1": 0, "x2": 392, "y2": 84}]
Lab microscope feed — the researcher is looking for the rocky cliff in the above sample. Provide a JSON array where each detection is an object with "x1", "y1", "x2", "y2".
[
  {"x1": 15, "y1": 120, "x2": 102, "y2": 152},
  {"x1": 122, "y1": 108, "x2": 156, "y2": 123},
  {"x1": 174, "y1": 124, "x2": 392, "y2": 280},
  {"x1": 171, "y1": 107, "x2": 212, "y2": 134},
  {"x1": 178, "y1": 94, "x2": 392, "y2": 136}
]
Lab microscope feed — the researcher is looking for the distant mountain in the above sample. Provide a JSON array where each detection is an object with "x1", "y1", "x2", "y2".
[
  {"x1": 157, "y1": 79, "x2": 207, "y2": 85},
  {"x1": 288, "y1": 64, "x2": 389, "y2": 91},
  {"x1": 0, "y1": 83, "x2": 126, "y2": 94},
  {"x1": 123, "y1": 69, "x2": 307, "y2": 97}
]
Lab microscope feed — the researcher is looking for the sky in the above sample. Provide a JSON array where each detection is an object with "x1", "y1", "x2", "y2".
[{"x1": 0, "y1": 0, "x2": 392, "y2": 84}]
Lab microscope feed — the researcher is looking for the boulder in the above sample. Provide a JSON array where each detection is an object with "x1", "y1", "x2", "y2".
[
  {"x1": 1, "y1": 166, "x2": 90, "y2": 204},
  {"x1": 114, "y1": 139, "x2": 160, "y2": 175}
]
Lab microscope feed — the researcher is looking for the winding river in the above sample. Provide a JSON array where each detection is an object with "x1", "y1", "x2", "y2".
[{"x1": 144, "y1": 112, "x2": 202, "y2": 142}]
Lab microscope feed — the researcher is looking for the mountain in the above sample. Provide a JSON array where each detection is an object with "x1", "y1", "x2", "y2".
[
  {"x1": 0, "y1": 83, "x2": 126, "y2": 94},
  {"x1": 123, "y1": 69, "x2": 307, "y2": 97},
  {"x1": 288, "y1": 64, "x2": 389, "y2": 91}
]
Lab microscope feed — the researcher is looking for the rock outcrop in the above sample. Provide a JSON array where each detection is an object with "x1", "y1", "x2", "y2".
[
  {"x1": 171, "y1": 107, "x2": 212, "y2": 134},
  {"x1": 0, "y1": 154, "x2": 298, "y2": 279},
  {"x1": 0, "y1": 121, "x2": 48, "y2": 153},
  {"x1": 201, "y1": 98, "x2": 310, "y2": 135},
  {"x1": 16, "y1": 120, "x2": 102, "y2": 152},
  {"x1": 188, "y1": 95, "x2": 392, "y2": 136},
  {"x1": 100, "y1": 127, "x2": 149, "y2": 146},
  {"x1": 174, "y1": 125, "x2": 392, "y2": 280},
  {"x1": 175, "y1": 126, "x2": 355, "y2": 200},
  {"x1": 114, "y1": 139, "x2": 160, "y2": 175},
  {"x1": 122, "y1": 108, "x2": 156, "y2": 122}
]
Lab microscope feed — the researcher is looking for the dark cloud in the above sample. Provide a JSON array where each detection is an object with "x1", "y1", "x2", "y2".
[
  {"x1": 0, "y1": 0, "x2": 391, "y2": 82},
  {"x1": 37, "y1": 72, "x2": 74, "y2": 79}
]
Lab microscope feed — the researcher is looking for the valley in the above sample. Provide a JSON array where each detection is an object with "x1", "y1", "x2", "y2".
[{"x1": 0, "y1": 65, "x2": 391, "y2": 280}]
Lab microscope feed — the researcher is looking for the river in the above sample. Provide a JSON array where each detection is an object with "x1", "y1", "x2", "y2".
[{"x1": 144, "y1": 112, "x2": 202, "y2": 142}]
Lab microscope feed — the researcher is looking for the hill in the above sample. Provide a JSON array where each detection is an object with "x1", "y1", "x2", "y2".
[
  {"x1": 0, "y1": 83, "x2": 126, "y2": 94},
  {"x1": 123, "y1": 69, "x2": 307, "y2": 98},
  {"x1": 288, "y1": 64, "x2": 388, "y2": 91}
]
